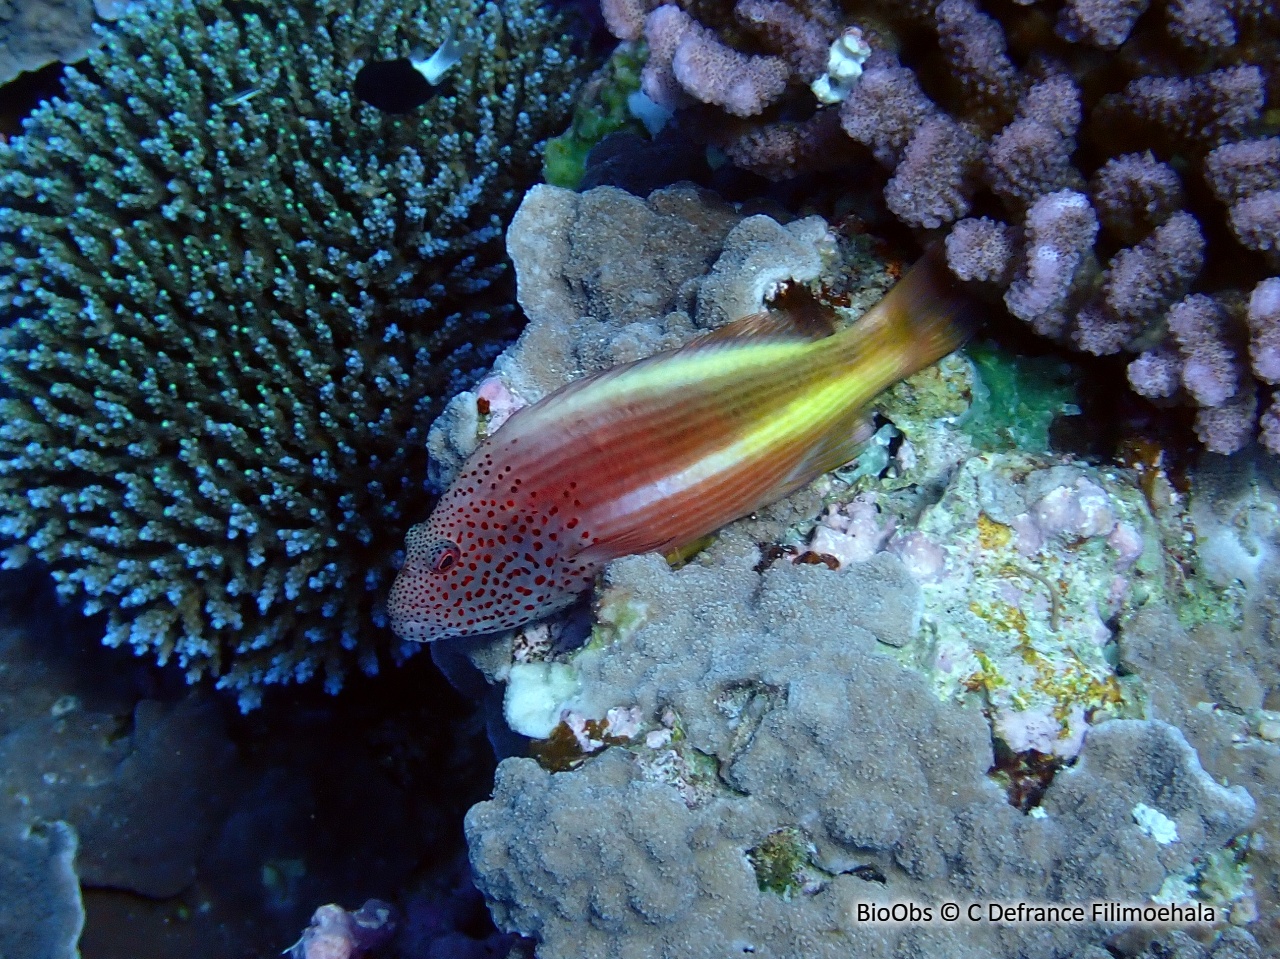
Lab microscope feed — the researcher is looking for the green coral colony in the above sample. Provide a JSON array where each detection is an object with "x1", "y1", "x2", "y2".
[{"x1": 0, "y1": 0, "x2": 584, "y2": 706}]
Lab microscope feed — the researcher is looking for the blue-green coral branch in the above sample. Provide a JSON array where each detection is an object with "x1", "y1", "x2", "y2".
[{"x1": 0, "y1": 0, "x2": 585, "y2": 708}]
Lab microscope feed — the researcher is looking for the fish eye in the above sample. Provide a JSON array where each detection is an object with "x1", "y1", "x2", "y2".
[{"x1": 426, "y1": 539, "x2": 462, "y2": 574}]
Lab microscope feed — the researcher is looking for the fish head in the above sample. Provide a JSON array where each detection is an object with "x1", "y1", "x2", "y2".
[{"x1": 387, "y1": 444, "x2": 597, "y2": 641}]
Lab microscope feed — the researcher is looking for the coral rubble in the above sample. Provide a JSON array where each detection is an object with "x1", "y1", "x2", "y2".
[{"x1": 0, "y1": 0, "x2": 585, "y2": 705}]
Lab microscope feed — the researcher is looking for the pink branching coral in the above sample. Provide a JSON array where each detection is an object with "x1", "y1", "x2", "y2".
[
  {"x1": 935, "y1": 0, "x2": 1021, "y2": 123},
  {"x1": 985, "y1": 77, "x2": 1084, "y2": 207},
  {"x1": 885, "y1": 115, "x2": 982, "y2": 228},
  {"x1": 640, "y1": 5, "x2": 697, "y2": 109},
  {"x1": 840, "y1": 59, "x2": 938, "y2": 165},
  {"x1": 1127, "y1": 292, "x2": 1258, "y2": 453},
  {"x1": 672, "y1": 18, "x2": 791, "y2": 115},
  {"x1": 1056, "y1": 0, "x2": 1149, "y2": 48},
  {"x1": 1089, "y1": 152, "x2": 1185, "y2": 244},
  {"x1": 1004, "y1": 190, "x2": 1099, "y2": 338},
  {"x1": 735, "y1": 0, "x2": 839, "y2": 78},
  {"x1": 601, "y1": 0, "x2": 658, "y2": 40},
  {"x1": 1094, "y1": 213, "x2": 1204, "y2": 338},
  {"x1": 1097, "y1": 65, "x2": 1265, "y2": 150},
  {"x1": 640, "y1": 4, "x2": 802, "y2": 117},
  {"x1": 1167, "y1": 294, "x2": 1241, "y2": 409},
  {"x1": 596, "y1": 0, "x2": 1280, "y2": 452},
  {"x1": 1248, "y1": 278, "x2": 1280, "y2": 384},
  {"x1": 945, "y1": 217, "x2": 1016, "y2": 284},
  {"x1": 723, "y1": 109, "x2": 853, "y2": 179},
  {"x1": 1205, "y1": 137, "x2": 1280, "y2": 257},
  {"x1": 1128, "y1": 348, "x2": 1183, "y2": 400},
  {"x1": 1165, "y1": 0, "x2": 1274, "y2": 49}
]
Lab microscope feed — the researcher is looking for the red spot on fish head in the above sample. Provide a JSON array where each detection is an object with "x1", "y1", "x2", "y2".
[{"x1": 387, "y1": 444, "x2": 599, "y2": 641}]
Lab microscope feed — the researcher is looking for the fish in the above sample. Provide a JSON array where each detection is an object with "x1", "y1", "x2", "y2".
[
  {"x1": 354, "y1": 35, "x2": 462, "y2": 113},
  {"x1": 388, "y1": 246, "x2": 976, "y2": 642}
]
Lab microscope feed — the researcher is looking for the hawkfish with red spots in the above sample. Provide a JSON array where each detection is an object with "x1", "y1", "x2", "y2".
[{"x1": 388, "y1": 247, "x2": 976, "y2": 641}]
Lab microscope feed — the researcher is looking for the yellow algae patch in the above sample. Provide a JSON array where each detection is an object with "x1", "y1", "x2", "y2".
[
  {"x1": 964, "y1": 593, "x2": 1123, "y2": 732},
  {"x1": 1031, "y1": 648, "x2": 1125, "y2": 723},
  {"x1": 962, "y1": 649, "x2": 1007, "y2": 695},
  {"x1": 978, "y1": 513, "x2": 1012, "y2": 550},
  {"x1": 969, "y1": 598, "x2": 1030, "y2": 645}
]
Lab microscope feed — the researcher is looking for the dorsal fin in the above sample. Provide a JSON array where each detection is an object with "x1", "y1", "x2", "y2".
[{"x1": 685, "y1": 286, "x2": 838, "y2": 349}]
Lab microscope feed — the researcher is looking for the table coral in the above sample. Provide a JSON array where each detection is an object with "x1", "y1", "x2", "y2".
[
  {"x1": 594, "y1": 0, "x2": 1280, "y2": 453},
  {"x1": 0, "y1": 0, "x2": 585, "y2": 707}
]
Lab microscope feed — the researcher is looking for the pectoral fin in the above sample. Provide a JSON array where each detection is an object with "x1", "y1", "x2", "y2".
[
  {"x1": 768, "y1": 412, "x2": 878, "y2": 501},
  {"x1": 664, "y1": 534, "x2": 716, "y2": 567}
]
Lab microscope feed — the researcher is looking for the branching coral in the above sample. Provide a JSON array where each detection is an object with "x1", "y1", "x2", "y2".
[
  {"x1": 597, "y1": 0, "x2": 1280, "y2": 453},
  {"x1": 0, "y1": 0, "x2": 584, "y2": 707}
]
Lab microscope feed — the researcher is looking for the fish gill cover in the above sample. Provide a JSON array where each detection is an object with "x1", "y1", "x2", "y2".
[{"x1": 0, "y1": 0, "x2": 586, "y2": 708}]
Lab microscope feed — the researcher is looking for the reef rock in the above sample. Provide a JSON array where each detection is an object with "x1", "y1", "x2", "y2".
[{"x1": 467, "y1": 553, "x2": 1255, "y2": 959}]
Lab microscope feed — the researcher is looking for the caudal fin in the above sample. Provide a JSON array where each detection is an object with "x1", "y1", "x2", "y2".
[{"x1": 841, "y1": 243, "x2": 980, "y2": 378}]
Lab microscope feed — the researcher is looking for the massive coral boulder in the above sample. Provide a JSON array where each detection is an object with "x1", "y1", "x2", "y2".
[
  {"x1": 449, "y1": 183, "x2": 1271, "y2": 958},
  {"x1": 466, "y1": 554, "x2": 1256, "y2": 959}
]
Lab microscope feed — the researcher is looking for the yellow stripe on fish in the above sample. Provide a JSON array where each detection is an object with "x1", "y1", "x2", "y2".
[{"x1": 388, "y1": 245, "x2": 976, "y2": 642}]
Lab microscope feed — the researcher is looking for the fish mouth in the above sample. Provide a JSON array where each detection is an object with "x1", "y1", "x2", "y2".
[{"x1": 387, "y1": 591, "x2": 474, "y2": 642}]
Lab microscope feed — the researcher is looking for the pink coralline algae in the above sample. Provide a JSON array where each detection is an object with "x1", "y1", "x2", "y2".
[
  {"x1": 804, "y1": 494, "x2": 896, "y2": 566},
  {"x1": 289, "y1": 901, "x2": 396, "y2": 959},
  {"x1": 1031, "y1": 476, "x2": 1116, "y2": 542},
  {"x1": 474, "y1": 376, "x2": 526, "y2": 436},
  {"x1": 597, "y1": 0, "x2": 1280, "y2": 453}
]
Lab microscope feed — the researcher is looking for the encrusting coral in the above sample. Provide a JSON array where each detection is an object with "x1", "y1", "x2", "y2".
[
  {"x1": 0, "y1": 0, "x2": 585, "y2": 707},
  {"x1": 0, "y1": 819, "x2": 82, "y2": 959},
  {"x1": 595, "y1": 0, "x2": 1279, "y2": 454},
  {"x1": 467, "y1": 552, "x2": 1257, "y2": 959}
]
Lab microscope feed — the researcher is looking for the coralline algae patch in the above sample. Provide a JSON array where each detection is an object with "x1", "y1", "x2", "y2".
[{"x1": 808, "y1": 450, "x2": 1165, "y2": 760}]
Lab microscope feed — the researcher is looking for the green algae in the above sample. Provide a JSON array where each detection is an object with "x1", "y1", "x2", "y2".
[
  {"x1": 543, "y1": 42, "x2": 647, "y2": 188},
  {"x1": 963, "y1": 343, "x2": 1079, "y2": 454},
  {"x1": 747, "y1": 827, "x2": 819, "y2": 897}
]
